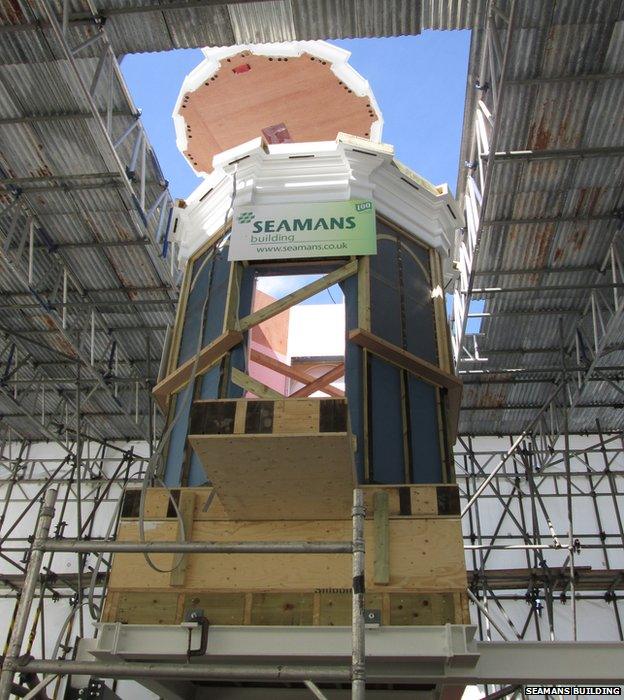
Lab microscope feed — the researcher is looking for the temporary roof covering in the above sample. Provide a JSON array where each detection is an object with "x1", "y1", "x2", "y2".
[{"x1": 1, "y1": 0, "x2": 623, "y2": 439}]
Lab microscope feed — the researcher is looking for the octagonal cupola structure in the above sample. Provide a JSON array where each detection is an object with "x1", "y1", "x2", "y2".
[
  {"x1": 173, "y1": 41, "x2": 383, "y2": 176},
  {"x1": 106, "y1": 40, "x2": 470, "y2": 650}
]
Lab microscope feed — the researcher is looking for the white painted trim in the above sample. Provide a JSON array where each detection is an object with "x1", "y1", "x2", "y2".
[{"x1": 175, "y1": 140, "x2": 460, "y2": 270}]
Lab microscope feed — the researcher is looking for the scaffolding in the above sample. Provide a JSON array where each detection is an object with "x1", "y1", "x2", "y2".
[{"x1": 1, "y1": 0, "x2": 624, "y2": 697}]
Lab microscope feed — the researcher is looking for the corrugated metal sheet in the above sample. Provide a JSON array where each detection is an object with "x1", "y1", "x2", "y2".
[
  {"x1": 457, "y1": 1, "x2": 624, "y2": 435},
  {"x1": 1, "y1": 1, "x2": 486, "y2": 64},
  {"x1": 0, "y1": 5, "x2": 179, "y2": 441},
  {"x1": 2, "y1": 0, "x2": 623, "y2": 440}
]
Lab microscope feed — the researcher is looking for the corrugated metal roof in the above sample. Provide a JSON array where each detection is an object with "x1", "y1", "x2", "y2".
[
  {"x1": 456, "y1": 0, "x2": 624, "y2": 436},
  {"x1": 2, "y1": 0, "x2": 623, "y2": 440},
  {"x1": 0, "y1": 4, "x2": 179, "y2": 441},
  {"x1": 0, "y1": 1, "x2": 485, "y2": 62}
]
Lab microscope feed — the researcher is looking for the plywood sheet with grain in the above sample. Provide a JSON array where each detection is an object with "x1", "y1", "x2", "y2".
[
  {"x1": 179, "y1": 52, "x2": 376, "y2": 174},
  {"x1": 108, "y1": 517, "x2": 467, "y2": 593},
  {"x1": 188, "y1": 433, "x2": 355, "y2": 519},
  {"x1": 121, "y1": 487, "x2": 231, "y2": 521},
  {"x1": 361, "y1": 485, "x2": 445, "y2": 518},
  {"x1": 272, "y1": 400, "x2": 320, "y2": 433},
  {"x1": 105, "y1": 590, "x2": 468, "y2": 627}
]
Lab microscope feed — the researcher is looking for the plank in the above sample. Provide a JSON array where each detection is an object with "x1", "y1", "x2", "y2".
[
  {"x1": 238, "y1": 260, "x2": 357, "y2": 331},
  {"x1": 290, "y1": 363, "x2": 345, "y2": 397},
  {"x1": 429, "y1": 248, "x2": 452, "y2": 375},
  {"x1": 115, "y1": 591, "x2": 180, "y2": 625},
  {"x1": 250, "y1": 349, "x2": 343, "y2": 397},
  {"x1": 170, "y1": 491, "x2": 196, "y2": 587},
  {"x1": 152, "y1": 329, "x2": 243, "y2": 411},
  {"x1": 231, "y1": 367, "x2": 284, "y2": 399},
  {"x1": 348, "y1": 327, "x2": 462, "y2": 443},
  {"x1": 130, "y1": 484, "x2": 456, "y2": 522},
  {"x1": 106, "y1": 591, "x2": 467, "y2": 626},
  {"x1": 223, "y1": 261, "x2": 242, "y2": 332},
  {"x1": 373, "y1": 491, "x2": 390, "y2": 585},
  {"x1": 188, "y1": 433, "x2": 355, "y2": 519},
  {"x1": 109, "y1": 517, "x2": 467, "y2": 592},
  {"x1": 165, "y1": 224, "x2": 229, "y2": 378},
  {"x1": 271, "y1": 399, "x2": 319, "y2": 433},
  {"x1": 357, "y1": 256, "x2": 371, "y2": 331}
]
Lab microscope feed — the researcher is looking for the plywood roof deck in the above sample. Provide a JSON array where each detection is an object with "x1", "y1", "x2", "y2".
[{"x1": 179, "y1": 51, "x2": 377, "y2": 173}]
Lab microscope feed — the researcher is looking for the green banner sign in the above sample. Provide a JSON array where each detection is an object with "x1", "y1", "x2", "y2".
[{"x1": 229, "y1": 199, "x2": 377, "y2": 261}]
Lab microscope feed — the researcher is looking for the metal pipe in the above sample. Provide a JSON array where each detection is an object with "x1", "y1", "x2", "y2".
[
  {"x1": 351, "y1": 488, "x2": 365, "y2": 699},
  {"x1": 12, "y1": 660, "x2": 351, "y2": 683},
  {"x1": 40, "y1": 540, "x2": 353, "y2": 554},
  {"x1": 0, "y1": 489, "x2": 57, "y2": 700},
  {"x1": 21, "y1": 673, "x2": 58, "y2": 700},
  {"x1": 466, "y1": 589, "x2": 510, "y2": 641},
  {"x1": 304, "y1": 680, "x2": 330, "y2": 700}
]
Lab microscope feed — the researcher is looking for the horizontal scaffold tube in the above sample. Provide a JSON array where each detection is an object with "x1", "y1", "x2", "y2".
[
  {"x1": 40, "y1": 540, "x2": 353, "y2": 554},
  {"x1": 10, "y1": 660, "x2": 352, "y2": 682}
]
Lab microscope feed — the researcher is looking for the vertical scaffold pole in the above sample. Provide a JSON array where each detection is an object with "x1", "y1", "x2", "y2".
[
  {"x1": 0, "y1": 489, "x2": 58, "y2": 700},
  {"x1": 351, "y1": 488, "x2": 366, "y2": 699}
]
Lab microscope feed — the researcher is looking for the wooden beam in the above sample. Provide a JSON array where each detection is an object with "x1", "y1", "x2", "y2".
[
  {"x1": 290, "y1": 363, "x2": 345, "y2": 398},
  {"x1": 250, "y1": 348, "x2": 343, "y2": 397},
  {"x1": 357, "y1": 256, "x2": 371, "y2": 331},
  {"x1": 223, "y1": 261, "x2": 242, "y2": 332},
  {"x1": 348, "y1": 328, "x2": 462, "y2": 443},
  {"x1": 152, "y1": 330, "x2": 243, "y2": 411},
  {"x1": 170, "y1": 491, "x2": 196, "y2": 587},
  {"x1": 373, "y1": 491, "x2": 390, "y2": 585},
  {"x1": 238, "y1": 259, "x2": 357, "y2": 332},
  {"x1": 231, "y1": 367, "x2": 284, "y2": 399}
]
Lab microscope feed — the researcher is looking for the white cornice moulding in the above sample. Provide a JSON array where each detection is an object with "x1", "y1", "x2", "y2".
[{"x1": 174, "y1": 140, "x2": 460, "y2": 271}]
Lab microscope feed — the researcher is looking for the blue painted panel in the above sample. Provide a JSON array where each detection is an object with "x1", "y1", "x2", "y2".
[
  {"x1": 177, "y1": 252, "x2": 214, "y2": 365},
  {"x1": 407, "y1": 376, "x2": 443, "y2": 483},
  {"x1": 367, "y1": 221, "x2": 443, "y2": 485},
  {"x1": 370, "y1": 238, "x2": 402, "y2": 346},
  {"x1": 401, "y1": 239, "x2": 437, "y2": 364},
  {"x1": 162, "y1": 385, "x2": 194, "y2": 486},
  {"x1": 369, "y1": 356, "x2": 404, "y2": 484},
  {"x1": 165, "y1": 245, "x2": 232, "y2": 486}
]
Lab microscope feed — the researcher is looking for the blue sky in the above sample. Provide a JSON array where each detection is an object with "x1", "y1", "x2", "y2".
[{"x1": 121, "y1": 33, "x2": 471, "y2": 306}]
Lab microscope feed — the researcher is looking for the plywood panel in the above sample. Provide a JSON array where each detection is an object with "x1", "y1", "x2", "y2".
[
  {"x1": 361, "y1": 485, "x2": 459, "y2": 518},
  {"x1": 170, "y1": 491, "x2": 196, "y2": 586},
  {"x1": 105, "y1": 591, "x2": 468, "y2": 627},
  {"x1": 128, "y1": 485, "x2": 458, "y2": 522},
  {"x1": 180, "y1": 52, "x2": 376, "y2": 174},
  {"x1": 188, "y1": 433, "x2": 355, "y2": 519},
  {"x1": 121, "y1": 487, "x2": 231, "y2": 521},
  {"x1": 272, "y1": 400, "x2": 319, "y2": 433},
  {"x1": 250, "y1": 593, "x2": 314, "y2": 625},
  {"x1": 109, "y1": 517, "x2": 466, "y2": 592},
  {"x1": 411, "y1": 486, "x2": 439, "y2": 516},
  {"x1": 115, "y1": 591, "x2": 181, "y2": 625},
  {"x1": 183, "y1": 592, "x2": 246, "y2": 625}
]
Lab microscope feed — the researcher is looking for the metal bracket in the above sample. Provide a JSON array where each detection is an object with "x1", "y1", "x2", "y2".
[{"x1": 184, "y1": 609, "x2": 209, "y2": 658}]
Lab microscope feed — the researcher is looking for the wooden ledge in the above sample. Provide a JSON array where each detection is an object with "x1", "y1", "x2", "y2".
[
  {"x1": 153, "y1": 330, "x2": 243, "y2": 411},
  {"x1": 348, "y1": 328, "x2": 462, "y2": 443}
]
